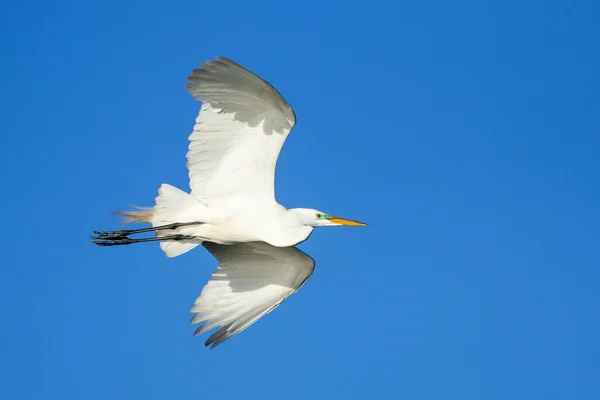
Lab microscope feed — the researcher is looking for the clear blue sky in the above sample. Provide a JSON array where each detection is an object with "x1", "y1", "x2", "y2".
[{"x1": 1, "y1": 0, "x2": 599, "y2": 399}]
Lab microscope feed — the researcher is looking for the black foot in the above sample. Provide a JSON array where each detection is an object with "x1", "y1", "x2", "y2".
[
  {"x1": 93, "y1": 221, "x2": 203, "y2": 239},
  {"x1": 91, "y1": 234, "x2": 198, "y2": 246}
]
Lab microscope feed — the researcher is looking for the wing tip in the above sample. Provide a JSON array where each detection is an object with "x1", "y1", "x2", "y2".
[{"x1": 204, "y1": 328, "x2": 230, "y2": 349}]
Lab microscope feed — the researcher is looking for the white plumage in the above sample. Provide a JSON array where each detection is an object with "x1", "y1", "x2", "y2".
[
  {"x1": 190, "y1": 242, "x2": 314, "y2": 348},
  {"x1": 93, "y1": 56, "x2": 366, "y2": 348}
]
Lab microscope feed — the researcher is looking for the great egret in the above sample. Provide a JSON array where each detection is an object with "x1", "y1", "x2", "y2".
[
  {"x1": 92, "y1": 56, "x2": 367, "y2": 347},
  {"x1": 92, "y1": 57, "x2": 366, "y2": 255}
]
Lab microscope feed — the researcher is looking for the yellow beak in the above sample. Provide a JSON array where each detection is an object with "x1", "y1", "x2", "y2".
[{"x1": 328, "y1": 217, "x2": 368, "y2": 226}]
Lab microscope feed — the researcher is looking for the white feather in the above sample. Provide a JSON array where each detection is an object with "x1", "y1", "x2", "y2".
[
  {"x1": 185, "y1": 57, "x2": 296, "y2": 206},
  {"x1": 190, "y1": 241, "x2": 315, "y2": 348}
]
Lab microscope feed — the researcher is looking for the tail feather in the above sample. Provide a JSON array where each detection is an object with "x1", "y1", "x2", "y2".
[
  {"x1": 152, "y1": 184, "x2": 199, "y2": 226},
  {"x1": 112, "y1": 207, "x2": 154, "y2": 225},
  {"x1": 115, "y1": 184, "x2": 207, "y2": 258}
]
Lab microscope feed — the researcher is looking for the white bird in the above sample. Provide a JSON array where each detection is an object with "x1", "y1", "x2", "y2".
[{"x1": 93, "y1": 56, "x2": 366, "y2": 347}]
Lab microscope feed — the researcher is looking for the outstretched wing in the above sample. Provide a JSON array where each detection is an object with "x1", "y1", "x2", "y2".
[
  {"x1": 185, "y1": 57, "x2": 296, "y2": 205},
  {"x1": 190, "y1": 242, "x2": 315, "y2": 349}
]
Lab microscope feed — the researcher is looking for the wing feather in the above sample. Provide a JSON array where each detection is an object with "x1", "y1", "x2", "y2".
[
  {"x1": 190, "y1": 242, "x2": 315, "y2": 349},
  {"x1": 184, "y1": 57, "x2": 296, "y2": 205}
]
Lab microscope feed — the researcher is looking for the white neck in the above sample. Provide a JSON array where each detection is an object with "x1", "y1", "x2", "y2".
[{"x1": 262, "y1": 208, "x2": 314, "y2": 247}]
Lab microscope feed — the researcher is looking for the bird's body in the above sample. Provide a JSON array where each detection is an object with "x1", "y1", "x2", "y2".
[
  {"x1": 93, "y1": 57, "x2": 366, "y2": 347},
  {"x1": 206, "y1": 207, "x2": 314, "y2": 247},
  {"x1": 157, "y1": 189, "x2": 314, "y2": 248}
]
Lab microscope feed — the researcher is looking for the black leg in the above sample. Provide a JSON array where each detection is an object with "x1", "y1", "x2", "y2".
[
  {"x1": 92, "y1": 234, "x2": 199, "y2": 247},
  {"x1": 93, "y1": 221, "x2": 203, "y2": 239}
]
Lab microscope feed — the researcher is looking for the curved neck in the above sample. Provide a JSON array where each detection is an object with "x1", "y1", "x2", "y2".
[{"x1": 263, "y1": 209, "x2": 314, "y2": 247}]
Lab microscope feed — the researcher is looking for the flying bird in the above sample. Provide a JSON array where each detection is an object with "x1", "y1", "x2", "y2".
[{"x1": 93, "y1": 56, "x2": 366, "y2": 347}]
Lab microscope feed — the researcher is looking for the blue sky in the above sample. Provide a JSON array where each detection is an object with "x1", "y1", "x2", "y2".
[{"x1": 1, "y1": 0, "x2": 599, "y2": 398}]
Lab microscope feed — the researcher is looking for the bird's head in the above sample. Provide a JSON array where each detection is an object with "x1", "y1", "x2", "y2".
[{"x1": 292, "y1": 208, "x2": 368, "y2": 228}]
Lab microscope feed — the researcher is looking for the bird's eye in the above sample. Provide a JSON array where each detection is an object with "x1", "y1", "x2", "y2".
[{"x1": 316, "y1": 213, "x2": 322, "y2": 218}]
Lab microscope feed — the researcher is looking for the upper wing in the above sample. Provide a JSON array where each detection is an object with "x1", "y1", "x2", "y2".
[
  {"x1": 190, "y1": 241, "x2": 315, "y2": 349},
  {"x1": 185, "y1": 57, "x2": 296, "y2": 205}
]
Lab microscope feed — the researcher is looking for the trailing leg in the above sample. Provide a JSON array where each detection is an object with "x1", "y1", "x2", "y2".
[
  {"x1": 91, "y1": 234, "x2": 201, "y2": 247},
  {"x1": 93, "y1": 221, "x2": 204, "y2": 239},
  {"x1": 94, "y1": 183, "x2": 209, "y2": 257}
]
